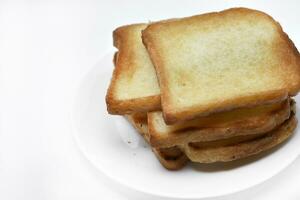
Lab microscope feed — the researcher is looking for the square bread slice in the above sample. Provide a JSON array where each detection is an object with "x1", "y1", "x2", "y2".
[
  {"x1": 106, "y1": 24, "x2": 160, "y2": 114},
  {"x1": 148, "y1": 99, "x2": 291, "y2": 148},
  {"x1": 142, "y1": 8, "x2": 300, "y2": 124}
]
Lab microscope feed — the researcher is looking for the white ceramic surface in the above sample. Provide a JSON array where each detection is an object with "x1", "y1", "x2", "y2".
[{"x1": 72, "y1": 52, "x2": 300, "y2": 199}]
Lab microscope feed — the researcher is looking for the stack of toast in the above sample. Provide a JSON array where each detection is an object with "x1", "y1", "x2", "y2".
[{"x1": 106, "y1": 8, "x2": 300, "y2": 170}]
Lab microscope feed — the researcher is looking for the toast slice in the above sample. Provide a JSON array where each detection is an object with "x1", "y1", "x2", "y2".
[
  {"x1": 125, "y1": 114, "x2": 189, "y2": 170},
  {"x1": 126, "y1": 109, "x2": 296, "y2": 167},
  {"x1": 182, "y1": 113, "x2": 297, "y2": 163},
  {"x1": 148, "y1": 99, "x2": 291, "y2": 147},
  {"x1": 106, "y1": 24, "x2": 160, "y2": 114},
  {"x1": 142, "y1": 8, "x2": 300, "y2": 124}
]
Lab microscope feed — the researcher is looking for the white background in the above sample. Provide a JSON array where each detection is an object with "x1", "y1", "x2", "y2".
[{"x1": 0, "y1": 0, "x2": 300, "y2": 199}]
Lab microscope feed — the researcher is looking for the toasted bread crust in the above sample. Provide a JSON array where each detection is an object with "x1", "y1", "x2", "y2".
[
  {"x1": 106, "y1": 94, "x2": 161, "y2": 114},
  {"x1": 181, "y1": 114, "x2": 297, "y2": 163},
  {"x1": 126, "y1": 99, "x2": 296, "y2": 167},
  {"x1": 106, "y1": 24, "x2": 161, "y2": 114},
  {"x1": 125, "y1": 114, "x2": 188, "y2": 170},
  {"x1": 142, "y1": 8, "x2": 300, "y2": 124},
  {"x1": 148, "y1": 99, "x2": 291, "y2": 148},
  {"x1": 152, "y1": 148, "x2": 188, "y2": 170}
]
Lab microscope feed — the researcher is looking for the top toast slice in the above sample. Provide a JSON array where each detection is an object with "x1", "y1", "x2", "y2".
[
  {"x1": 142, "y1": 8, "x2": 300, "y2": 124},
  {"x1": 106, "y1": 24, "x2": 160, "y2": 114}
]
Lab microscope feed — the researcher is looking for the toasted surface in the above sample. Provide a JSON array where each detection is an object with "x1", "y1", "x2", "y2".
[
  {"x1": 106, "y1": 24, "x2": 161, "y2": 114},
  {"x1": 152, "y1": 147, "x2": 189, "y2": 170},
  {"x1": 125, "y1": 114, "x2": 188, "y2": 170},
  {"x1": 142, "y1": 8, "x2": 300, "y2": 124},
  {"x1": 181, "y1": 113, "x2": 297, "y2": 163},
  {"x1": 126, "y1": 100, "x2": 296, "y2": 167},
  {"x1": 189, "y1": 133, "x2": 266, "y2": 149},
  {"x1": 148, "y1": 99, "x2": 291, "y2": 148}
]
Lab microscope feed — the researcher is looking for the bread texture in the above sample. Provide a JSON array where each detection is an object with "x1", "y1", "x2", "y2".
[
  {"x1": 142, "y1": 8, "x2": 300, "y2": 124},
  {"x1": 125, "y1": 114, "x2": 188, "y2": 170},
  {"x1": 125, "y1": 99, "x2": 296, "y2": 167},
  {"x1": 106, "y1": 24, "x2": 161, "y2": 114},
  {"x1": 181, "y1": 113, "x2": 297, "y2": 163},
  {"x1": 148, "y1": 99, "x2": 291, "y2": 147}
]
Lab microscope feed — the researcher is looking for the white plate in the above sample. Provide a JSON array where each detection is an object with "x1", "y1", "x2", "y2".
[{"x1": 71, "y1": 51, "x2": 300, "y2": 199}]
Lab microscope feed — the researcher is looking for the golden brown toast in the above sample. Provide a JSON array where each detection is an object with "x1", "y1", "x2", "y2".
[
  {"x1": 106, "y1": 24, "x2": 160, "y2": 114},
  {"x1": 148, "y1": 99, "x2": 291, "y2": 147},
  {"x1": 142, "y1": 8, "x2": 300, "y2": 124},
  {"x1": 182, "y1": 113, "x2": 297, "y2": 163},
  {"x1": 126, "y1": 100, "x2": 296, "y2": 167}
]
